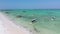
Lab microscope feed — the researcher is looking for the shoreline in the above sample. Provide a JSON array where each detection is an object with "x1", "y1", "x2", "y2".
[
  {"x1": 0, "y1": 12, "x2": 32, "y2": 34},
  {"x1": 0, "y1": 12, "x2": 60, "y2": 34}
]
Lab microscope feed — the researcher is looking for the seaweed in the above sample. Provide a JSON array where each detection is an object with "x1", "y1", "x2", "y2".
[{"x1": 16, "y1": 15, "x2": 23, "y2": 18}]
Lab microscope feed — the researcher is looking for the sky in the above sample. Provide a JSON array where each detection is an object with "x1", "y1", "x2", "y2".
[{"x1": 0, "y1": 0, "x2": 60, "y2": 9}]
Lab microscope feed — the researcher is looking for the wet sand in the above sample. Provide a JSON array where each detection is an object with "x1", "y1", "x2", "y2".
[{"x1": 0, "y1": 12, "x2": 32, "y2": 34}]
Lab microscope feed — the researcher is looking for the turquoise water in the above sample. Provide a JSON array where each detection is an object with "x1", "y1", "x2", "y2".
[{"x1": 1, "y1": 9, "x2": 60, "y2": 34}]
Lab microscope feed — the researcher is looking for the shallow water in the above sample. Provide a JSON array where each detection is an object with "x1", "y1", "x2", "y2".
[{"x1": 1, "y1": 9, "x2": 60, "y2": 34}]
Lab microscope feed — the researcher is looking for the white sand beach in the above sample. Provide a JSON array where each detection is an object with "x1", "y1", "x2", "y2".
[
  {"x1": 0, "y1": 12, "x2": 60, "y2": 34},
  {"x1": 0, "y1": 12, "x2": 32, "y2": 34}
]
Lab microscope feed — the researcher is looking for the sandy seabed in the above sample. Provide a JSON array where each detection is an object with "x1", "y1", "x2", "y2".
[
  {"x1": 0, "y1": 12, "x2": 32, "y2": 34},
  {"x1": 0, "y1": 12, "x2": 60, "y2": 34}
]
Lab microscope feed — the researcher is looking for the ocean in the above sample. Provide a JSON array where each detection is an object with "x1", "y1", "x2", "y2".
[{"x1": 1, "y1": 9, "x2": 60, "y2": 34}]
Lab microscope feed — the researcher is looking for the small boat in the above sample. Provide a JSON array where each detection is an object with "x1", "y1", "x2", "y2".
[
  {"x1": 51, "y1": 16, "x2": 56, "y2": 21},
  {"x1": 31, "y1": 18, "x2": 37, "y2": 23}
]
